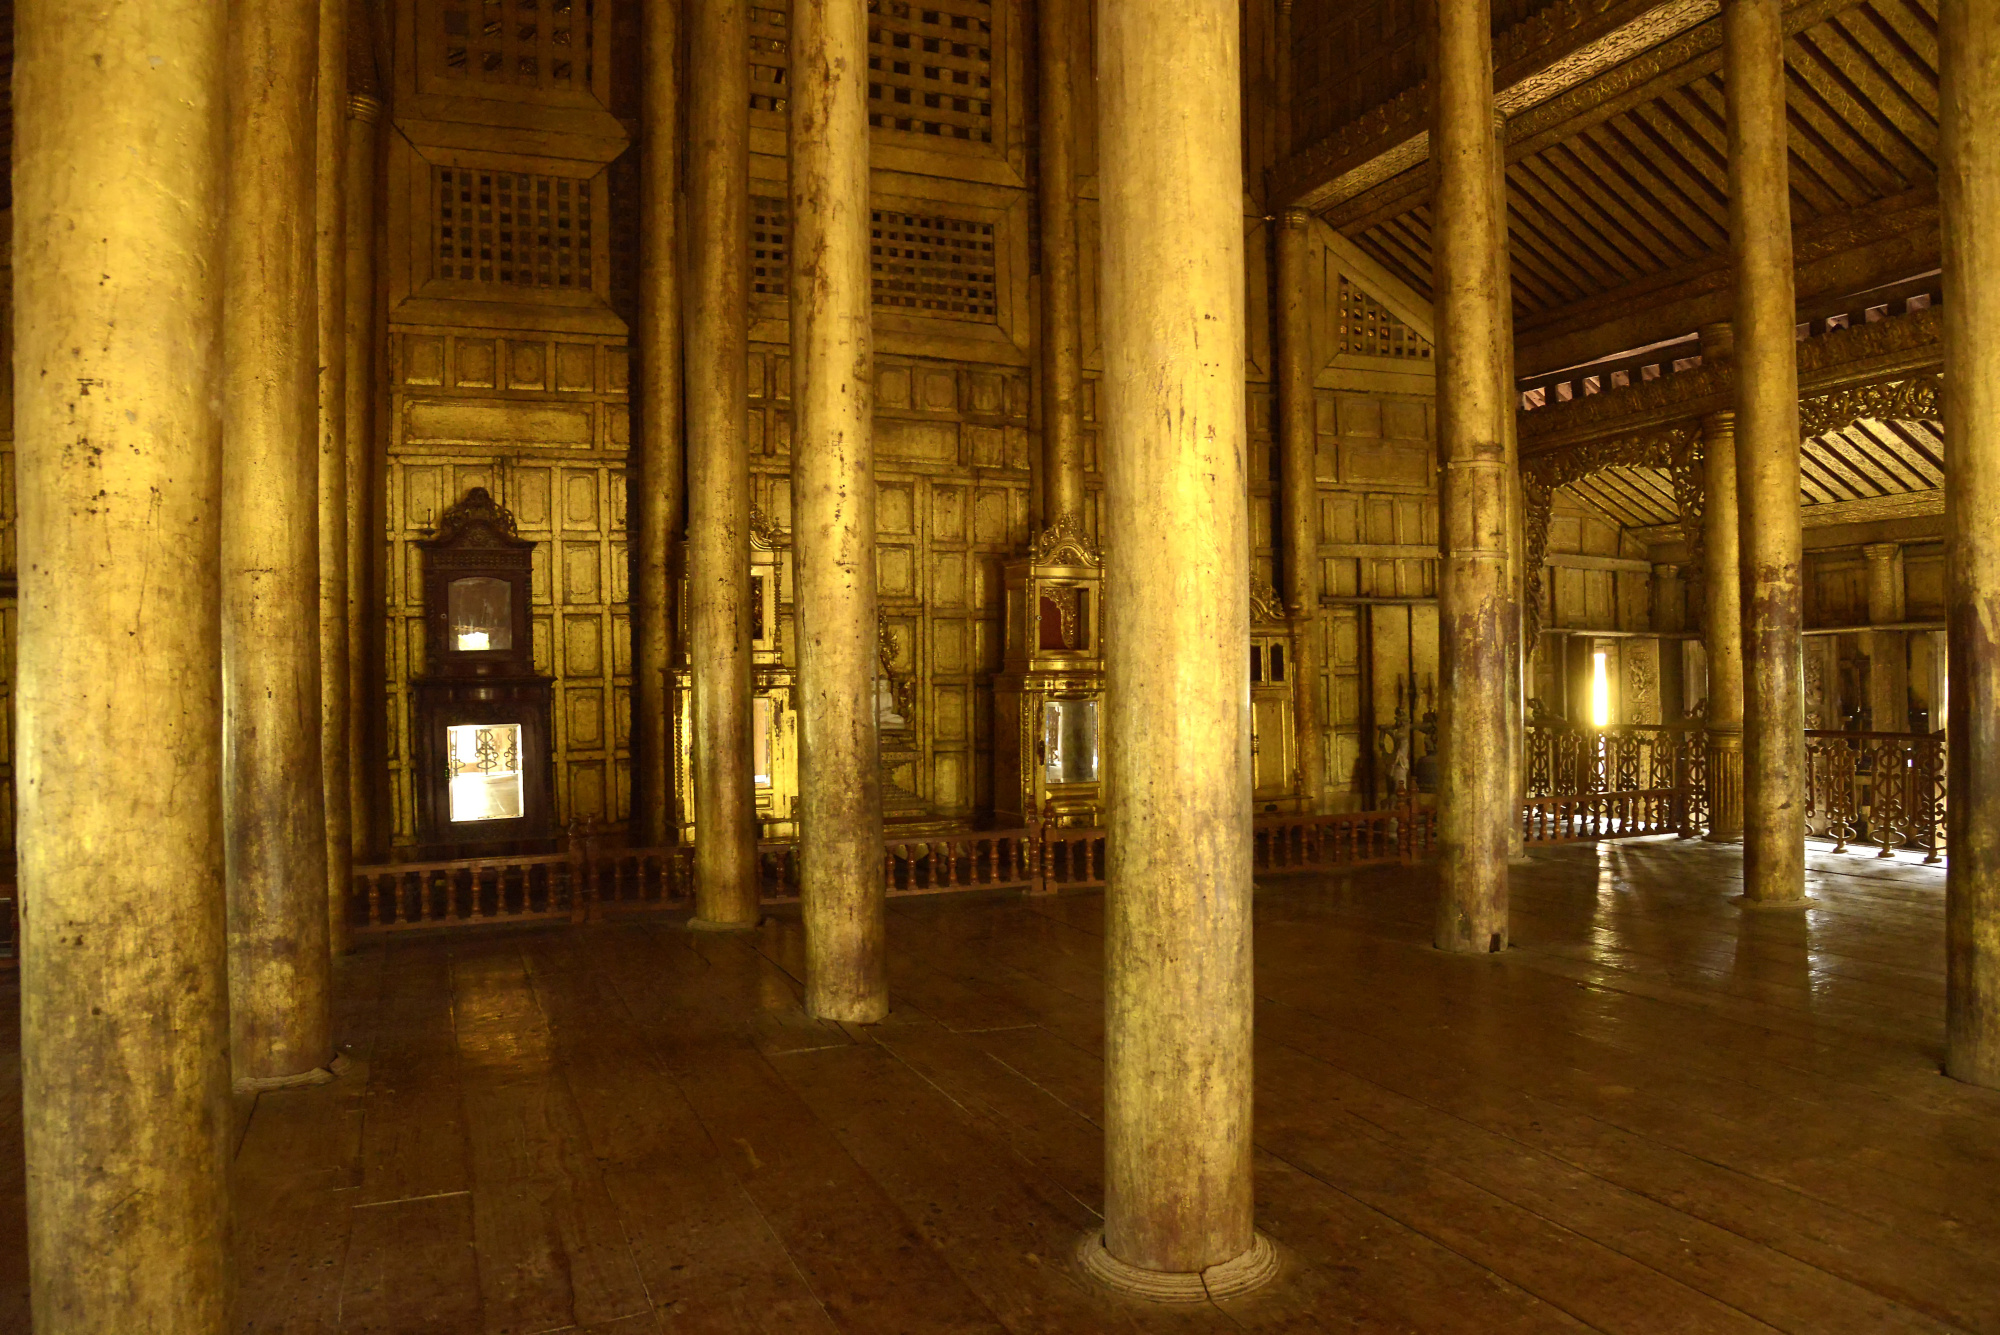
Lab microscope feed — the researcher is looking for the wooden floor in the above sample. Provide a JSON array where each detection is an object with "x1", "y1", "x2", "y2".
[{"x1": 1, "y1": 838, "x2": 1999, "y2": 1332}]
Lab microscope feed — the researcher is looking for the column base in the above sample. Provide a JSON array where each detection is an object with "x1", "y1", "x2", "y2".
[
  {"x1": 1732, "y1": 893, "x2": 1814, "y2": 911},
  {"x1": 1077, "y1": 1230, "x2": 1280, "y2": 1302},
  {"x1": 688, "y1": 916, "x2": 760, "y2": 932},
  {"x1": 233, "y1": 1051, "x2": 351, "y2": 1094}
]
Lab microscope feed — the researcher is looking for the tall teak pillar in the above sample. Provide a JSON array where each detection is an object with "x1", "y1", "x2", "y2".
[
  {"x1": 1038, "y1": 0, "x2": 1085, "y2": 530},
  {"x1": 1942, "y1": 0, "x2": 2000, "y2": 1088},
  {"x1": 1862, "y1": 542, "x2": 1909, "y2": 732},
  {"x1": 637, "y1": 0, "x2": 685, "y2": 848},
  {"x1": 1277, "y1": 209, "x2": 1328, "y2": 812},
  {"x1": 1432, "y1": 0, "x2": 1513, "y2": 952},
  {"x1": 791, "y1": 0, "x2": 889, "y2": 1023},
  {"x1": 15, "y1": 3, "x2": 235, "y2": 1326},
  {"x1": 1089, "y1": 0, "x2": 1274, "y2": 1298},
  {"x1": 1701, "y1": 404, "x2": 1746, "y2": 841},
  {"x1": 317, "y1": 0, "x2": 354, "y2": 955},
  {"x1": 344, "y1": 22, "x2": 384, "y2": 862},
  {"x1": 224, "y1": 0, "x2": 336, "y2": 1083},
  {"x1": 687, "y1": 0, "x2": 760, "y2": 925},
  {"x1": 1725, "y1": 0, "x2": 1807, "y2": 904}
]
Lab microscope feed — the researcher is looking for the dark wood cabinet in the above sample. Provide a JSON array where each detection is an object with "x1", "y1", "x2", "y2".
[{"x1": 409, "y1": 487, "x2": 555, "y2": 857}]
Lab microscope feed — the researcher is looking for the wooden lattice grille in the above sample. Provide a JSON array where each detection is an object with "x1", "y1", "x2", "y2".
[
  {"x1": 867, "y1": 0, "x2": 994, "y2": 142},
  {"x1": 1338, "y1": 278, "x2": 1432, "y2": 361},
  {"x1": 435, "y1": 167, "x2": 593, "y2": 289},
  {"x1": 751, "y1": 196, "x2": 789, "y2": 298},
  {"x1": 745, "y1": 0, "x2": 995, "y2": 145},
  {"x1": 870, "y1": 211, "x2": 998, "y2": 319},
  {"x1": 436, "y1": 0, "x2": 596, "y2": 91}
]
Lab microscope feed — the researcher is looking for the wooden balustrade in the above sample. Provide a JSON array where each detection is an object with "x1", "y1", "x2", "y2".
[
  {"x1": 330, "y1": 729, "x2": 1944, "y2": 942},
  {"x1": 1805, "y1": 730, "x2": 1946, "y2": 861}
]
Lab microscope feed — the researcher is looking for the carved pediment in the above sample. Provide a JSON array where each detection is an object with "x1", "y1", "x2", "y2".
[
  {"x1": 422, "y1": 487, "x2": 530, "y2": 550},
  {"x1": 1032, "y1": 513, "x2": 1102, "y2": 568}
]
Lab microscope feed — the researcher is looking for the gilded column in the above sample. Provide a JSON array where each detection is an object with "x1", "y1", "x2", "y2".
[
  {"x1": 1088, "y1": 0, "x2": 1275, "y2": 1298},
  {"x1": 1276, "y1": 209, "x2": 1327, "y2": 811},
  {"x1": 1701, "y1": 405, "x2": 1746, "y2": 841},
  {"x1": 345, "y1": 36, "x2": 384, "y2": 861},
  {"x1": 1862, "y1": 542, "x2": 1909, "y2": 732},
  {"x1": 317, "y1": 0, "x2": 354, "y2": 955},
  {"x1": 1432, "y1": 0, "x2": 1512, "y2": 952},
  {"x1": 637, "y1": 0, "x2": 685, "y2": 848},
  {"x1": 1725, "y1": 0, "x2": 1807, "y2": 904},
  {"x1": 687, "y1": 0, "x2": 760, "y2": 926},
  {"x1": 224, "y1": 0, "x2": 336, "y2": 1082},
  {"x1": 1942, "y1": 0, "x2": 2000, "y2": 1087},
  {"x1": 1038, "y1": 0, "x2": 1086, "y2": 531},
  {"x1": 15, "y1": 2, "x2": 233, "y2": 1325},
  {"x1": 791, "y1": 0, "x2": 888, "y2": 1022}
]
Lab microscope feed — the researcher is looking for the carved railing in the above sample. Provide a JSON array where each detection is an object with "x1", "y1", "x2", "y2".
[
  {"x1": 1805, "y1": 730, "x2": 1946, "y2": 862},
  {"x1": 1521, "y1": 790, "x2": 1682, "y2": 844},
  {"x1": 1526, "y1": 723, "x2": 1705, "y2": 838}
]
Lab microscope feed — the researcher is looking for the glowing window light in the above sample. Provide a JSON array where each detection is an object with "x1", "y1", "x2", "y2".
[{"x1": 1591, "y1": 650, "x2": 1611, "y2": 728}]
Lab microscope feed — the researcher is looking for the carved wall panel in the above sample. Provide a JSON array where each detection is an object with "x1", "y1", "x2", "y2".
[{"x1": 384, "y1": 330, "x2": 633, "y2": 843}]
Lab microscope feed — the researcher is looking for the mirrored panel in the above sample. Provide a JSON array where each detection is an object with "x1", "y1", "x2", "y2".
[
  {"x1": 1042, "y1": 698, "x2": 1100, "y2": 785},
  {"x1": 446, "y1": 722, "x2": 524, "y2": 822},
  {"x1": 448, "y1": 575, "x2": 513, "y2": 652}
]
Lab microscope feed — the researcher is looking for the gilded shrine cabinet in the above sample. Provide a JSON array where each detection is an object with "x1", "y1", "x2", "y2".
[
  {"x1": 410, "y1": 488, "x2": 557, "y2": 856},
  {"x1": 1250, "y1": 578, "x2": 1307, "y2": 812},
  {"x1": 994, "y1": 520, "x2": 1105, "y2": 827}
]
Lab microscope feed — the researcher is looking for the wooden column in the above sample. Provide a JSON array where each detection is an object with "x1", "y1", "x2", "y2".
[
  {"x1": 791, "y1": 0, "x2": 888, "y2": 1023},
  {"x1": 1276, "y1": 209, "x2": 1327, "y2": 812},
  {"x1": 16, "y1": 2, "x2": 234, "y2": 1324},
  {"x1": 1942, "y1": 0, "x2": 2000, "y2": 1087},
  {"x1": 317, "y1": 0, "x2": 353, "y2": 955},
  {"x1": 224, "y1": 0, "x2": 336, "y2": 1083},
  {"x1": 1725, "y1": 0, "x2": 1807, "y2": 904},
  {"x1": 1087, "y1": 0, "x2": 1275, "y2": 1298},
  {"x1": 1432, "y1": 0, "x2": 1512, "y2": 952},
  {"x1": 1862, "y1": 542, "x2": 1908, "y2": 732},
  {"x1": 636, "y1": 0, "x2": 685, "y2": 849},
  {"x1": 1038, "y1": 0, "x2": 1085, "y2": 531},
  {"x1": 344, "y1": 23, "x2": 383, "y2": 863},
  {"x1": 687, "y1": 0, "x2": 760, "y2": 927},
  {"x1": 1701, "y1": 406, "x2": 1746, "y2": 841}
]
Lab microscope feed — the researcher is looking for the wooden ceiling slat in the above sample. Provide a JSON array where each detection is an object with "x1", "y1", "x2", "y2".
[
  {"x1": 1675, "y1": 73, "x2": 1848, "y2": 215},
  {"x1": 1505, "y1": 169, "x2": 1634, "y2": 292},
  {"x1": 1510, "y1": 155, "x2": 1655, "y2": 281},
  {"x1": 1802, "y1": 434, "x2": 1883, "y2": 498},
  {"x1": 1797, "y1": 451, "x2": 1852, "y2": 505},
  {"x1": 1880, "y1": 418, "x2": 1947, "y2": 479},
  {"x1": 1849, "y1": 4, "x2": 1940, "y2": 126},
  {"x1": 1565, "y1": 126, "x2": 1721, "y2": 257},
  {"x1": 1499, "y1": 213, "x2": 1570, "y2": 312},
  {"x1": 1791, "y1": 30, "x2": 1932, "y2": 186},
  {"x1": 1563, "y1": 474, "x2": 1654, "y2": 530},
  {"x1": 1854, "y1": 418, "x2": 1944, "y2": 489},
  {"x1": 1590, "y1": 466, "x2": 1680, "y2": 526},
  {"x1": 1784, "y1": 42, "x2": 1917, "y2": 198},
  {"x1": 1607, "y1": 106, "x2": 1732, "y2": 228},
  {"x1": 1863, "y1": 0, "x2": 1940, "y2": 79},
  {"x1": 1837, "y1": 421, "x2": 1932, "y2": 493},
  {"x1": 1816, "y1": 13, "x2": 1938, "y2": 162},
  {"x1": 1541, "y1": 140, "x2": 1696, "y2": 267},
  {"x1": 1357, "y1": 219, "x2": 1434, "y2": 298},
  {"x1": 1502, "y1": 203, "x2": 1596, "y2": 305},
  {"x1": 1612, "y1": 464, "x2": 1684, "y2": 516}
]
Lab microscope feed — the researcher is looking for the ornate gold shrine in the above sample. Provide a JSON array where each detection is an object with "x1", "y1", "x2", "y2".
[
  {"x1": 993, "y1": 517, "x2": 1105, "y2": 829},
  {"x1": 673, "y1": 511, "x2": 800, "y2": 842}
]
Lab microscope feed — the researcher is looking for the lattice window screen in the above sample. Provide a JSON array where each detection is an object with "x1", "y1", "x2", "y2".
[
  {"x1": 745, "y1": 0, "x2": 994, "y2": 145},
  {"x1": 435, "y1": 167, "x2": 594, "y2": 289},
  {"x1": 751, "y1": 196, "x2": 789, "y2": 297},
  {"x1": 436, "y1": 0, "x2": 596, "y2": 91},
  {"x1": 871, "y1": 211, "x2": 997, "y2": 319},
  {"x1": 750, "y1": 5, "x2": 790, "y2": 112},
  {"x1": 1338, "y1": 278, "x2": 1432, "y2": 361}
]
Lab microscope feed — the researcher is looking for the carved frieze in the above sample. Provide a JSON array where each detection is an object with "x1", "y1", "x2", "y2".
[{"x1": 1032, "y1": 512, "x2": 1102, "y2": 568}]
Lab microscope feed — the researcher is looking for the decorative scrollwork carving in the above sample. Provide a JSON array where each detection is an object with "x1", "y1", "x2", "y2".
[
  {"x1": 1798, "y1": 375, "x2": 1942, "y2": 440},
  {"x1": 748, "y1": 507, "x2": 788, "y2": 551},
  {"x1": 1250, "y1": 575, "x2": 1288, "y2": 626},
  {"x1": 428, "y1": 486, "x2": 523, "y2": 547},
  {"x1": 1032, "y1": 512, "x2": 1102, "y2": 568}
]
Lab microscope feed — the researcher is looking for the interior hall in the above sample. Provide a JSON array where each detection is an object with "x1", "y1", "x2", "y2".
[{"x1": 2, "y1": 0, "x2": 1998, "y2": 1330}]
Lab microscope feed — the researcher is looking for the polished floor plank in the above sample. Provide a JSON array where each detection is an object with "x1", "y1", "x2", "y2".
[{"x1": 2, "y1": 838, "x2": 1999, "y2": 1330}]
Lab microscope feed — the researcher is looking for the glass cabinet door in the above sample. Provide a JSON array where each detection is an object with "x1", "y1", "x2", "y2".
[
  {"x1": 446, "y1": 722, "x2": 524, "y2": 821},
  {"x1": 448, "y1": 576, "x2": 513, "y2": 652},
  {"x1": 1042, "y1": 698, "x2": 1100, "y2": 784}
]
